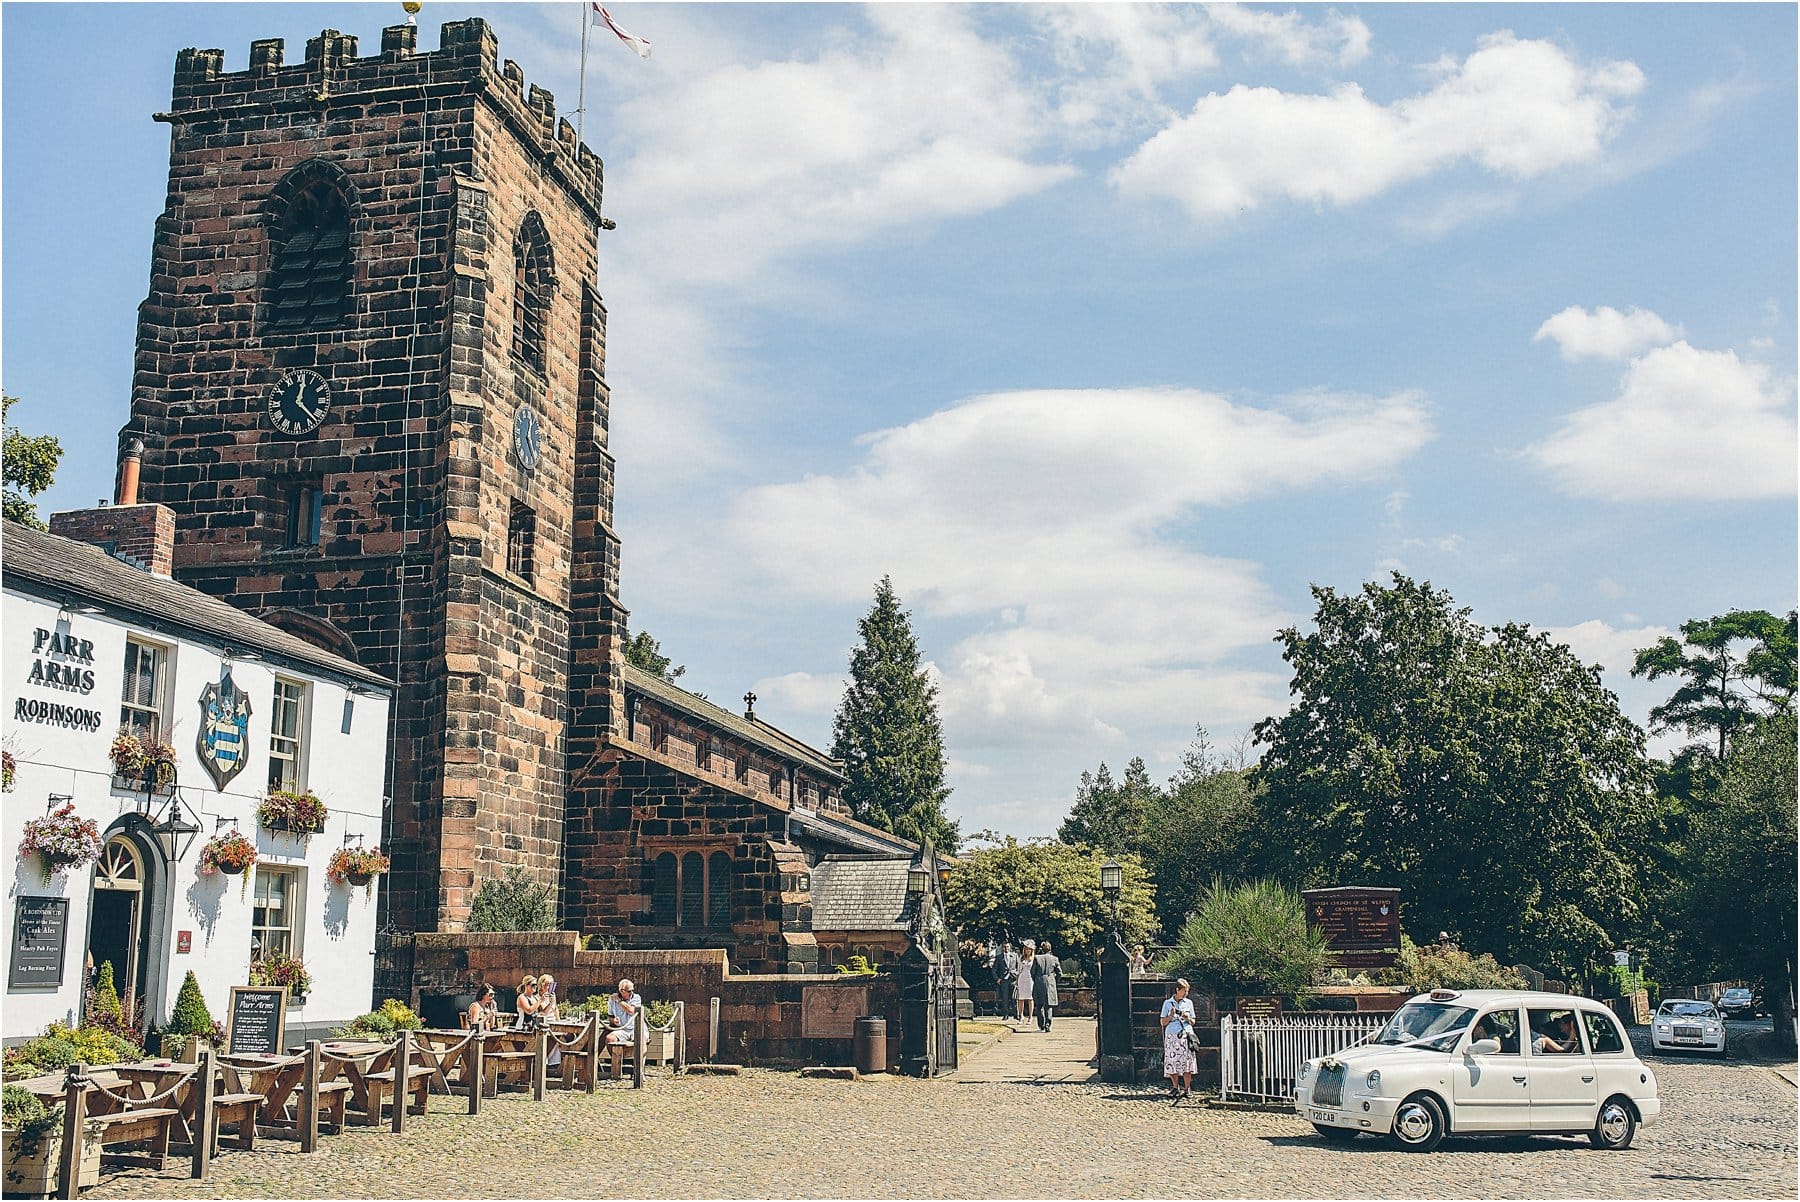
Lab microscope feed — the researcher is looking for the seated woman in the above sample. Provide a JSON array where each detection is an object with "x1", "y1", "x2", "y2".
[
  {"x1": 606, "y1": 978, "x2": 643, "y2": 1046},
  {"x1": 516, "y1": 975, "x2": 542, "y2": 1028},
  {"x1": 537, "y1": 974, "x2": 560, "y2": 1022},
  {"x1": 465, "y1": 983, "x2": 499, "y2": 1031}
]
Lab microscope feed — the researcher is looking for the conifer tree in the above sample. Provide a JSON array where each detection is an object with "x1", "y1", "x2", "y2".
[
  {"x1": 168, "y1": 970, "x2": 216, "y2": 1036},
  {"x1": 831, "y1": 576, "x2": 959, "y2": 853}
]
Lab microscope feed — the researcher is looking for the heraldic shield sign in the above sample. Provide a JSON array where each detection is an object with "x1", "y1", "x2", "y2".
[{"x1": 197, "y1": 665, "x2": 252, "y2": 789}]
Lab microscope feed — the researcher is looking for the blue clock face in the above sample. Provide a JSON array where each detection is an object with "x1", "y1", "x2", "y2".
[{"x1": 514, "y1": 408, "x2": 543, "y2": 471}]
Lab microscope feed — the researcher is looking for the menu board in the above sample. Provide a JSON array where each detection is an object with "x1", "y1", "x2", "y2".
[
  {"x1": 8, "y1": 898, "x2": 69, "y2": 989},
  {"x1": 1303, "y1": 887, "x2": 1402, "y2": 969},
  {"x1": 227, "y1": 985, "x2": 288, "y2": 1055}
]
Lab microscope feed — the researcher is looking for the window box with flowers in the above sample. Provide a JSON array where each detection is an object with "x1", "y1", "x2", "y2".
[
  {"x1": 249, "y1": 949, "x2": 312, "y2": 1003},
  {"x1": 17, "y1": 803, "x2": 103, "y2": 877},
  {"x1": 109, "y1": 728, "x2": 176, "y2": 794},
  {"x1": 257, "y1": 789, "x2": 328, "y2": 837},
  {"x1": 326, "y1": 845, "x2": 390, "y2": 890},
  {"x1": 197, "y1": 829, "x2": 258, "y2": 877}
]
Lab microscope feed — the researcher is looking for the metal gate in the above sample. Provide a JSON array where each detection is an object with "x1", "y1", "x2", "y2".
[
  {"x1": 933, "y1": 947, "x2": 959, "y2": 1073},
  {"x1": 1218, "y1": 1013, "x2": 1387, "y2": 1105}
]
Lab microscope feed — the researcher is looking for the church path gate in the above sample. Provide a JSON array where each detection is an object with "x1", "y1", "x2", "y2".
[{"x1": 934, "y1": 946, "x2": 959, "y2": 1073}]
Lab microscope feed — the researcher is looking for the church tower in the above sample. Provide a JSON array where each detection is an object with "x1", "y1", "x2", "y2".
[{"x1": 118, "y1": 19, "x2": 626, "y2": 977}]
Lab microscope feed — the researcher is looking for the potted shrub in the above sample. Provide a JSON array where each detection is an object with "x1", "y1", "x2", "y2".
[
  {"x1": 257, "y1": 789, "x2": 328, "y2": 836},
  {"x1": 325, "y1": 845, "x2": 390, "y2": 889},
  {"x1": 643, "y1": 999, "x2": 678, "y2": 1064},
  {"x1": 2, "y1": 1085, "x2": 101, "y2": 1195},
  {"x1": 159, "y1": 971, "x2": 224, "y2": 1062},
  {"x1": 17, "y1": 803, "x2": 102, "y2": 877},
  {"x1": 249, "y1": 949, "x2": 311, "y2": 1003},
  {"x1": 197, "y1": 828, "x2": 257, "y2": 877},
  {"x1": 108, "y1": 728, "x2": 176, "y2": 793}
]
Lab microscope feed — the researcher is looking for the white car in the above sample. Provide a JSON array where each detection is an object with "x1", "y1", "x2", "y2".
[
  {"x1": 1651, "y1": 1000, "x2": 1727, "y2": 1056},
  {"x1": 1293, "y1": 989, "x2": 1662, "y2": 1152}
]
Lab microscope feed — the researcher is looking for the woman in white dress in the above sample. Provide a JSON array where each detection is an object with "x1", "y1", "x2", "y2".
[
  {"x1": 1014, "y1": 940, "x2": 1035, "y2": 1026},
  {"x1": 1161, "y1": 977, "x2": 1197, "y2": 1101}
]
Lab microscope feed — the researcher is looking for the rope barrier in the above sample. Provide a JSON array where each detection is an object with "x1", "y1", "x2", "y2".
[{"x1": 82, "y1": 1075, "x2": 191, "y2": 1109}]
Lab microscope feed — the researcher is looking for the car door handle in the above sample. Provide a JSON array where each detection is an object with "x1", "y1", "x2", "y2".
[
  {"x1": 1582, "y1": 1075, "x2": 1594, "y2": 1083},
  {"x1": 1512, "y1": 1075, "x2": 1527, "y2": 1084}
]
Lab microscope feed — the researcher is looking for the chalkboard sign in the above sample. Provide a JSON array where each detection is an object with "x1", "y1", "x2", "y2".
[
  {"x1": 9, "y1": 897, "x2": 69, "y2": 989},
  {"x1": 227, "y1": 985, "x2": 288, "y2": 1055}
]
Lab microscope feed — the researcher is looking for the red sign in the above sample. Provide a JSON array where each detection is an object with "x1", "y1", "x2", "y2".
[{"x1": 176, "y1": 930, "x2": 192, "y2": 954}]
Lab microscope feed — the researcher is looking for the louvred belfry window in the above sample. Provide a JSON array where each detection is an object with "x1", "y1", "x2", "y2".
[
  {"x1": 513, "y1": 214, "x2": 553, "y2": 374},
  {"x1": 267, "y1": 181, "x2": 352, "y2": 331}
]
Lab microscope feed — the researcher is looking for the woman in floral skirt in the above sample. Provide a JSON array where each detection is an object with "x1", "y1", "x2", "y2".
[{"x1": 1161, "y1": 977, "x2": 1197, "y2": 1101}]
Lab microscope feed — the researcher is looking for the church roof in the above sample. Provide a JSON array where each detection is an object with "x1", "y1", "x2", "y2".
[
  {"x1": 789, "y1": 807, "x2": 920, "y2": 857},
  {"x1": 809, "y1": 854, "x2": 920, "y2": 932},
  {"x1": 622, "y1": 661, "x2": 845, "y2": 779},
  {"x1": 1, "y1": 519, "x2": 390, "y2": 690}
]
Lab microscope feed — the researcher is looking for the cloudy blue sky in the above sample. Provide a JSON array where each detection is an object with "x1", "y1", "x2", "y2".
[{"x1": 4, "y1": 3, "x2": 1795, "y2": 838}]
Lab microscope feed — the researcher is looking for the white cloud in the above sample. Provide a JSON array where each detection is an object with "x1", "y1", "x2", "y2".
[
  {"x1": 1534, "y1": 305, "x2": 1683, "y2": 361},
  {"x1": 1545, "y1": 619, "x2": 1672, "y2": 676},
  {"x1": 1204, "y1": 3, "x2": 1373, "y2": 69},
  {"x1": 751, "y1": 671, "x2": 847, "y2": 718},
  {"x1": 1525, "y1": 341, "x2": 1798, "y2": 500},
  {"x1": 1402, "y1": 533, "x2": 1465, "y2": 553},
  {"x1": 1112, "y1": 31, "x2": 1643, "y2": 219}
]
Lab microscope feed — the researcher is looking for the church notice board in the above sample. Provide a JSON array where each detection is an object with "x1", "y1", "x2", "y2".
[
  {"x1": 1303, "y1": 886, "x2": 1402, "y2": 970},
  {"x1": 227, "y1": 986, "x2": 288, "y2": 1055},
  {"x1": 9, "y1": 897, "x2": 69, "y2": 989},
  {"x1": 801, "y1": 985, "x2": 869, "y2": 1038}
]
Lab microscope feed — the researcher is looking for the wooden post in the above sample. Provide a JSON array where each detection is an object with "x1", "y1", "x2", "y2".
[
  {"x1": 633, "y1": 1006, "x2": 646, "y2": 1088},
  {"x1": 673, "y1": 1001, "x2": 686, "y2": 1074},
  {"x1": 391, "y1": 1030, "x2": 411, "y2": 1133},
  {"x1": 467, "y1": 1034, "x2": 484, "y2": 1116},
  {"x1": 57, "y1": 1062, "x2": 87, "y2": 1200},
  {"x1": 190, "y1": 1048, "x2": 214, "y2": 1179},
  {"x1": 583, "y1": 1013, "x2": 599, "y2": 1095},
  {"x1": 300, "y1": 1041, "x2": 321, "y2": 1153},
  {"x1": 531, "y1": 1027, "x2": 547, "y2": 1102}
]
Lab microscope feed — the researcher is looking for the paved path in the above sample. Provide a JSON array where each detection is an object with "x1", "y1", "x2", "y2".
[{"x1": 954, "y1": 1015, "x2": 1097, "y2": 1084}]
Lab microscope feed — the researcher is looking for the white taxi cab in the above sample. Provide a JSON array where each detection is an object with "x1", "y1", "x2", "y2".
[{"x1": 1293, "y1": 989, "x2": 1661, "y2": 1152}]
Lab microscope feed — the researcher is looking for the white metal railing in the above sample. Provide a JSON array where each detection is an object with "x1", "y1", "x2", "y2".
[{"x1": 1219, "y1": 1013, "x2": 1388, "y2": 1105}]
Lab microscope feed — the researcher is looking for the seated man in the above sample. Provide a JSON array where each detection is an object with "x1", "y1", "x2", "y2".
[
  {"x1": 606, "y1": 977, "x2": 642, "y2": 1046},
  {"x1": 1532, "y1": 1011, "x2": 1581, "y2": 1054}
]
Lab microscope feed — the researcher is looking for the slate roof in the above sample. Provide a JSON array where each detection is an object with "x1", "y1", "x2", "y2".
[
  {"x1": 1, "y1": 519, "x2": 390, "y2": 690},
  {"x1": 622, "y1": 661, "x2": 845, "y2": 779},
  {"x1": 809, "y1": 854, "x2": 920, "y2": 932},
  {"x1": 790, "y1": 807, "x2": 919, "y2": 856}
]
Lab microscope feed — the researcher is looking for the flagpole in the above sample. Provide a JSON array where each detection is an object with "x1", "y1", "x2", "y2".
[{"x1": 576, "y1": 1, "x2": 591, "y2": 145}]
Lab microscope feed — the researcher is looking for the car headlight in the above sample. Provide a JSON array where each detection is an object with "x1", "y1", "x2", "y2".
[
  {"x1": 1655, "y1": 1022, "x2": 1670, "y2": 1030},
  {"x1": 1365, "y1": 1069, "x2": 1381, "y2": 1091}
]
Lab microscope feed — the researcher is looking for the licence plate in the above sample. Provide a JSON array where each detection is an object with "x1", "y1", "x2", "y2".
[
  {"x1": 1309, "y1": 1108, "x2": 1340, "y2": 1125},
  {"x1": 1674, "y1": 1036, "x2": 1702, "y2": 1044}
]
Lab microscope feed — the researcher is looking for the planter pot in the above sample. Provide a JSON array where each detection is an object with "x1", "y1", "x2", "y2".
[
  {"x1": 159, "y1": 1034, "x2": 209, "y2": 1063},
  {"x1": 2, "y1": 1127, "x2": 101, "y2": 1198},
  {"x1": 644, "y1": 1026, "x2": 675, "y2": 1065},
  {"x1": 346, "y1": 871, "x2": 373, "y2": 887},
  {"x1": 219, "y1": 861, "x2": 246, "y2": 877}
]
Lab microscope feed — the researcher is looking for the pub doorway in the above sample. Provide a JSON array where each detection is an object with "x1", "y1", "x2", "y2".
[{"x1": 84, "y1": 829, "x2": 156, "y2": 1028}]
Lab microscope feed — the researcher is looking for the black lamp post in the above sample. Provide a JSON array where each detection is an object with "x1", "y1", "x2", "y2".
[{"x1": 1100, "y1": 857, "x2": 1122, "y2": 936}]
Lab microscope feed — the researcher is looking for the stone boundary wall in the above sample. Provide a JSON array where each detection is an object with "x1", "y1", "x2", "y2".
[{"x1": 407, "y1": 931, "x2": 900, "y2": 1069}]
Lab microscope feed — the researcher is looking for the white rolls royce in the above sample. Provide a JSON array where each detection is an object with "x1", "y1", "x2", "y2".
[{"x1": 1293, "y1": 989, "x2": 1662, "y2": 1152}]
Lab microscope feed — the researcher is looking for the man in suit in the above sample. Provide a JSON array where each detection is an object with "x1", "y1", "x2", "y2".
[
  {"x1": 1033, "y1": 940, "x2": 1061, "y2": 1031},
  {"x1": 994, "y1": 940, "x2": 1018, "y2": 1019}
]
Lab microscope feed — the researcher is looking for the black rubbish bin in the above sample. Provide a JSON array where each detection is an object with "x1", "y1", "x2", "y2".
[{"x1": 854, "y1": 1015, "x2": 887, "y2": 1075}]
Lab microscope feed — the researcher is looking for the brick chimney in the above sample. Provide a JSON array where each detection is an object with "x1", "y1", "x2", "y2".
[{"x1": 48, "y1": 437, "x2": 176, "y2": 577}]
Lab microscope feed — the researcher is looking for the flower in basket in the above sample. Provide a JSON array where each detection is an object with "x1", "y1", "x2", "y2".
[
  {"x1": 2, "y1": 749, "x2": 16, "y2": 793},
  {"x1": 257, "y1": 789, "x2": 329, "y2": 836},
  {"x1": 18, "y1": 803, "x2": 103, "y2": 874},
  {"x1": 109, "y1": 728, "x2": 176, "y2": 786},
  {"x1": 248, "y1": 949, "x2": 312, "y2": 999},
  {"x1": 326, "y1": 845, "x2": 390, "y2": 888},
  {"x1": 197, "y1": 829, "x2": 258, "y2": 876}
]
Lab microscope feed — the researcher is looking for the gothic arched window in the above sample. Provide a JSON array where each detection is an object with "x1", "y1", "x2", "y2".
[
  {"x1": 679, "y1": 851, "x2": 705, "y2": 929},
  {"x1": 707, "y1": 851, "x2": 732, "y2": 930},
  {"x1": 513, "y1": 213, "x2": 554, "y2": 374},
  {"x1": 650, "y1": 852, "x2": 677, "y2": 926},
  {"x1": 266, "y1": 169, "x2": 353, "y2": 331}
]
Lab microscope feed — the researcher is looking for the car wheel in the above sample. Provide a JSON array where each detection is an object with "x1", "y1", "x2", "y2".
[
  {"x1": 1589, "y1": 1097, "x2": 1637, "y2": 1150},
  {"x1": 1387, "y1": 1093, "x2": 1447, "y2": 1153},
  {"x1": 1313, "y1": 1124, "x2": 1360, "y2": 1143}
]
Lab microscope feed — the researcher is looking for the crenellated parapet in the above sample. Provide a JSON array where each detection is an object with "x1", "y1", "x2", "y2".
[{"x1": 162, "y1": 18, "x2": 604, "y2": 220}]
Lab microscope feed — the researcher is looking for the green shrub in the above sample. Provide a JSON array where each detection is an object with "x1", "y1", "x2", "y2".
[
  {"x1": 84, "y1": 961, "x2": 136, "y2": 1042},
  {"x1": 333, "y1": 1012, "x2": 396, "y2": 1039},
  {"x1": 2, "y1": 1084, "x2": 61, "y2": 1156},
  {"x1": 1156, "y1": 878, "x2": 1335, "y2": 1002},
  {"x1": 466, "y1": 866, "x2": 557, "y2": 932},
  {"x1": 644, "y1": 1000, "x2": 676, "y2": 1029},
  {"x1": 560, "y1": 994, "x2": 606, "y2": 1020},
  {"x1": 377, "y1": 999, "x2": 422, "y2": 1031},
  {"x1": 3, "y1": 1083, "x2": 46, "y2": 1128},
  {"x1": 1375, "y1": 936, "x2": 1529, "y2": 992},
  {"x1": 167, "y1": 971, "x2": 215, "y2": 1036},
  {"x1": 834, "y1": 955, "x2": 876, "y2": 976}
]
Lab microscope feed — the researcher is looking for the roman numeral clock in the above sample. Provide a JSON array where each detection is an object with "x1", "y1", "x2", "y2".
[{"x1": 266, "y1": 369, "x2": 332, "y2": 435}]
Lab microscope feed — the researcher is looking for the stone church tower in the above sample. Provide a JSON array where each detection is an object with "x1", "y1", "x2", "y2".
[
  {"x1": 117, "y1": 20, "x2": 624, "y2": 977},
  {"x1": 113, "y1": 17, "x2": 917, "y2": 985}
]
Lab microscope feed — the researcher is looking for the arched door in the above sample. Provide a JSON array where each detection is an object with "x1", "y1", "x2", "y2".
[{"x1": 86, "y1": 833, "x2": 149, "y2": 1026}]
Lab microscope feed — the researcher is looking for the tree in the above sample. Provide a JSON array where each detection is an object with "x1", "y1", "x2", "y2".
[
  {"x1": 1632, "y1": 610, "x2": 1797, "y2": 780},
  {"x1": 3, "y1": 395, "x2": 64, "y2": 529},
  {"x1": 621, "y1": 627, "x2": 685, "y2": 683},
  {"x1": 1158, "y1": 878, "x2": 1336, "y2": 1001},
  {"x1": 830, "y1": 576, "x2": 958, "y2": 852},
  {"x1": 1253, "y1": 574, "x2": 1655, "y2": 977},
  {"x1": 467, "y1": 866, "x2": 557, "y2": 932},
  {"x1": 1058, "y1": 757, "x2": 1157, "y2": 854},
  {"x1": 1674, "y1": 709, "x2": 1797, "y2": 1045},
  {"x1": 943, "y1": 836, "x2": 1157, "y2": 964},
  {"x1": 1140, "y1": 728, "x2": 1257, "y2": 934}
]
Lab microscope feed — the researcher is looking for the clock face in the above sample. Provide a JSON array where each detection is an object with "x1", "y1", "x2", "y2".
[
  {"x1": 266, "y1": 370, "x2": 332, "y2": 436},
  {"x1": 514, "y1": 408, "x2": 543, "y2": 471}
]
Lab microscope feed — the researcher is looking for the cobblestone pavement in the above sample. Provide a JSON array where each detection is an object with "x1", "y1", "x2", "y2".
[{"x1": 86, "y1": 1026, "x2": 1795, "y2": 1199}]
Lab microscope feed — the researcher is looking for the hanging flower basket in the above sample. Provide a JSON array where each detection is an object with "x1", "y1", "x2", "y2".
[
  {"x1": 198, "y1": 829, "x2": 257, "y2": 877},
  {"x1": 249, "y1": 949, "x2": 311, "y2": 1000},
  {"x1": 326, "y1": 845, "x2": 390, "y2": 889},
  {"x1": 109, "y1": 728, "x2": 176, "y2": 794},
  {"x1": 18, "y1": 803, "x2": 102, "y2": 876},
  {"x1": 2, "y1": 750, "x2": 16, "y2": 793},
  {"x1": 257, "y1": 789, "x2": 328, "y2": 837}
]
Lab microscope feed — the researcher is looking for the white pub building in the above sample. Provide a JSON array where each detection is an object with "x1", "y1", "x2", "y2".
[{"x1": 2, "y1": 506, "x2": 392, "y2": 1043}]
